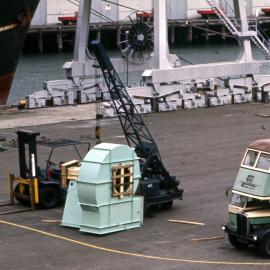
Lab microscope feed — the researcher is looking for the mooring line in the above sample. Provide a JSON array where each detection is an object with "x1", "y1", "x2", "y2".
[{"x1": 0, "y1": 219, "x2": 270, "y2": 266}]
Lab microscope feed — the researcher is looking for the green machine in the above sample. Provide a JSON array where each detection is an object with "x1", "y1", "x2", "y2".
[
  {"x1": 61, "y1": 143, "x2": 143, "y2": 234},
  {"x1": 223, "y1": 139, "x2": 270, "y2": 257}
]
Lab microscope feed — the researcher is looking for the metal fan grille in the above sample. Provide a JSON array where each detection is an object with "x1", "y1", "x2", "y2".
[{"x1": 118, "y1": 12, "x2": 154, "y2": 64}]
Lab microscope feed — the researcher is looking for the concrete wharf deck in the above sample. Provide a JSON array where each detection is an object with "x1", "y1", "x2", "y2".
[{"x1": 1, "y1": 103, "x2": 270, "y2": 269}]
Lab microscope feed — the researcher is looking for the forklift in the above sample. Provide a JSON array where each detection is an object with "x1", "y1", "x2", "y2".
[{"x1": 10, "y1": 130, "x2": 90, "y2": 209}]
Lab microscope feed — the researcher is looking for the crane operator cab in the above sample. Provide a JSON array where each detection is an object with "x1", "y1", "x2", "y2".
[{"x1": 223, "y1": 139, "x2": 270, "y2": 257}]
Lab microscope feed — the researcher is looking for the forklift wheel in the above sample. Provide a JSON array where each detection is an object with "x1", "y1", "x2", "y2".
[
  {"x1": 39, "y1": 186, "x2": 59, "y2": 209},
  {"x1": 228, "y1": 234, "x2": 248, "y2": 249},
  {"x1": 14, "y1": 184, "x2": 30, "y2": 206},
  {"x1": 260, "y1": 235, "x2": 270, "y2": 257}
]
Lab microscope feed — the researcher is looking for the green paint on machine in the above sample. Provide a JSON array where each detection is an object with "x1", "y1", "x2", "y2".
[
  {"x1": 61, "y1": 143, "x2": 143, "y2": 235},
  {"x1": 234, "y1": 168, "x2": 270, "y2": 197},
  {"x1": 228, "y1": 213, "x2": 237, "y2": 232},
  {"x1": 249, "y1": 217, "x2": 270, "y2": 225}
]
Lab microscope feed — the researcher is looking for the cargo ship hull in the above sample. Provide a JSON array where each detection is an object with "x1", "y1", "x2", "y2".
[{"x1": 0, "y1": 0, "x2": 40, "y2": 106}]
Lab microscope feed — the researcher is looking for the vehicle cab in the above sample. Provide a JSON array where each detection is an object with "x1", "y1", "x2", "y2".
[{"x1": 223, "y1": 139, "x2": 270, "y2": 257}]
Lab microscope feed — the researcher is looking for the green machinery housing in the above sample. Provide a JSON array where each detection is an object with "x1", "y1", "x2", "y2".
[{"x1": 61, "y1": 143, "x2": 143, "y2": 235}]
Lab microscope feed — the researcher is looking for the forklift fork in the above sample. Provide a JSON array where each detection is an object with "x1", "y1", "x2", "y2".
[
  {"x1": 9, "y1": 174, "x2": 39, "y2": 209},
  {"x1": 0, "y1": 174, "x2": 38, "y2": 215}
]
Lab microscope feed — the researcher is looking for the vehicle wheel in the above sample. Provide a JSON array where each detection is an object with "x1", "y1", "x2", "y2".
[
  {"x1": 260, "y1": 235, "x2": 270, "y2": 257},
  {"x1": 14, "y1": 184, "x2": 30, "y2": 205},
  {"x1": 39, "y1": 186, "x2": 59, "y2": 209},
  {"x1": 228, "y1": 234, "x2": 249, "y2": 249},
  {"x1": 160, "y1": 201, "x2": 173, "y2": 210}
]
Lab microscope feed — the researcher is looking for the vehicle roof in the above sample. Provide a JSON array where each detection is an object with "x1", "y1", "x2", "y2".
[
  {"x1": 248, "y1": 139, "x2": 270, "y2": 153},
  {"x1": 37, "y1": 139, "x2": 90, "y2": 148}
]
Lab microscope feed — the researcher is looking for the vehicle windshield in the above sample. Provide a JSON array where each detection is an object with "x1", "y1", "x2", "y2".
[
  {"x1": 256, "y1": 153, "x2": 270, "y2": 170},
  {"x1": 243, "y1": 150, "x2": 259, "y2": 167},
  {"x1": 231, "y1": 193, "x2": 269, "y2": 209},
  {"x1": 242, "y1": 150, "x2": 270, "y2": 171},
  {"x1": 246, "y1": 198, "x2": 269, "y2": 208},
  {"x1": 231, "y1": 193, "x2": 247, "y2": 207}
]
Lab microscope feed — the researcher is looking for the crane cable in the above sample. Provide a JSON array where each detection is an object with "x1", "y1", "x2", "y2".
[
  {"x1": 66, "y1": 1, "x2": 233, "y2": 87},
  {"x1": 190, "y1": 24, "x2": 234, "y2": 39},
  {"x1": 101, "y1": 0, "x2": 234, "y2": 41},
  {"x1": 66, "y1": 0, "x2": 118, "y2": 25},
  {"x1": 65, "y1": 0, "x2": 117, "y2": 143},
  {"x1": 66, "y1": 0, "x2": 119, "y2": 61},
  {"x1": 102, "y1": 0, "x2": 143, "y2": 13},
  {"x1": 94, "y1": 61, "x2": 103, "y2": 145},
  {"x1": 66, "y1": 0, "x2": 237, "y2": 64}
]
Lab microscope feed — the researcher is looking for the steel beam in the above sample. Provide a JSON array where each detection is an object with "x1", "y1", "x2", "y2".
[
  {"x1": 153, "y1": 0, "x2": 172, "y2": 70},
  {"x1": 74, "y1": 0, "x2": 92, "y2": 63},
  {"x1": 143, "y1": 60, "x2": 270, "y2": 84},
  {"x1": 233, "y1": 0, "x2": 253, "y2": 62}
]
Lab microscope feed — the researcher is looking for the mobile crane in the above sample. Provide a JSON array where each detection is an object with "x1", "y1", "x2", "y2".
[{"x1": 90, "y1": 40, "x2": 183, "y2": 209}]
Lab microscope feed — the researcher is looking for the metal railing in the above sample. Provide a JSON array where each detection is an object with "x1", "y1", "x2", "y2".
[{"x1": 205, "y1": 0, "x2": 270, "y2": 57}]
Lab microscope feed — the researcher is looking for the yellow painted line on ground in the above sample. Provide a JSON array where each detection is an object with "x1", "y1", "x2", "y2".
[
  {"x1": 1, "y1": 219, "x2": 270, "y2": 266},
  {"x1": 168, "y1": 219, "x2": 205, "y2": 226}
]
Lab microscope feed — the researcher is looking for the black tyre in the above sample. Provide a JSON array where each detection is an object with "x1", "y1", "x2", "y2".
[
  {"x1": 39, "y1": 186, "x2": 59, "y2": 209},
  {"x1": 260, "y1": 235, "x2": 270, "y2": 257},
  {"x1": 228, "y1": 234, "x2": 249, "y2": 249},
  {"x1": 160, "y1": 201, "x2": 173, "y2": 210},
  {"x1": 14, "y1": 184, "x2": 30, "y2": 206}
]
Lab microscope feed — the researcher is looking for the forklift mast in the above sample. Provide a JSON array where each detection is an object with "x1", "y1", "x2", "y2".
[
  {"x1": 90, "y1": 41, "x2": 183, "y2": 206},
  {"x1": 17, "y1": 130, "x2": 40, "y2": 179}
]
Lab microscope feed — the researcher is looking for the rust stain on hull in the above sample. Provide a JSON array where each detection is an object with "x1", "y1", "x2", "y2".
[{"x1": 0, "y1": 73, "x2": 14, "y2": 106}]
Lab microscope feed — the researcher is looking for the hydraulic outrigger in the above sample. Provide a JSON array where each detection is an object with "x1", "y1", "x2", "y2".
[{"x1": 91, "y1": 40, "x2": 183, "y2": 209}]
